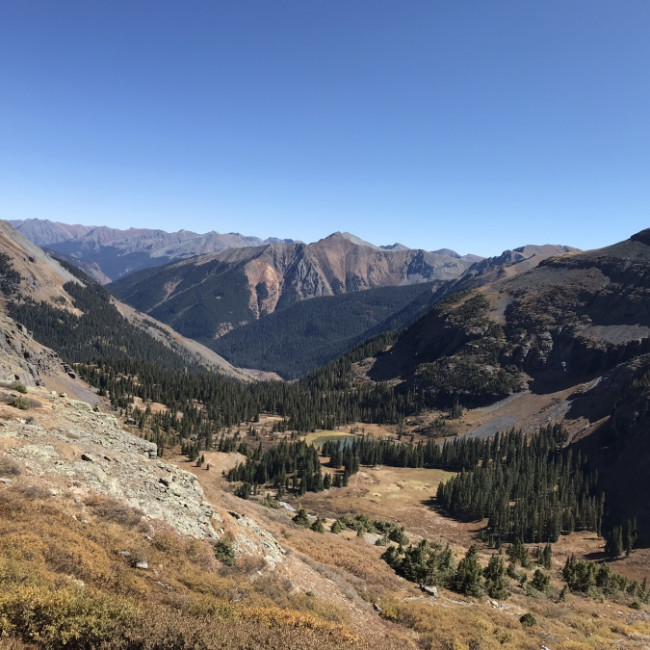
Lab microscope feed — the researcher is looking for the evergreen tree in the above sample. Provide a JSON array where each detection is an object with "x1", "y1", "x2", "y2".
[
  {"x1": 292, "y1": 508, "x2": 311, "y2": 528},
  {"x1": 484, "y1": 554, "x2": 510, "y2": 600},
  {"x1": 605, "y1": 525, "x2": 624, "y2": 558},
  {"x1": 624, "y1": 518, "x2": 638, "y2": 557},
  {"x1": 330, "y1": 519, "x2": 345, "y2": 534},
  {"x1": 311, "y1": 517, "x2": 325, "y2": 533},
  {"x1": 507, "y1": 538, "x2": 531, "y2": 569},
  {"x1": 454, "y1": 545, "x2": 484, "y2": 597},
  {"x1": 531, "y1": 569, "x2": 550, "y2": 594},
  {"x1": 538, "y1": 543, "x2": 553, "y2": 570}
]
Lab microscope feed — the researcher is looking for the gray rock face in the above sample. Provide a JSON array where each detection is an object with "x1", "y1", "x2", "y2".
[
  {"x1": 0, "y1": 313, "x2": 60, "y2": 386},
  {"x1": 3, "y1": 395, "x2": 218, "y2": 539},
  {"x1": 227, "y1": 511, "x2": 286, "y2": 568}
]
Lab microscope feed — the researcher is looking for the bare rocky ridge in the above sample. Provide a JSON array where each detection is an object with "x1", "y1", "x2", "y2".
[
  {"x1": 0, "y1": 313, "x2": 61, "y2": 386},
  {"x1": 1, "y1": 394, "x2": 216, "y2": 539}
]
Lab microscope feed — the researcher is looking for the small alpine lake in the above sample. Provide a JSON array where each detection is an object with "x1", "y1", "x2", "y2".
[{"x1": 303, "y1": 431, "x2": 356, "y2": 449}]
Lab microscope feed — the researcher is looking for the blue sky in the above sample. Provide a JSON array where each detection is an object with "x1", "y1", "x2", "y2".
[{"x1": 1, "y1": 1, "x2": 648, "y2": 256}]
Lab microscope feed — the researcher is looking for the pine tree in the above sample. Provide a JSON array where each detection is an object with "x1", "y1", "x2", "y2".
[
  {"x1": 484, "y1": 554, "x2": 509, "y2": 600},
  {"x1": 311, "y1": 517, "x2": 325, "y2": 533},
  {"x1": 292, "y1": 508, "x2": 310, "y2": 528},
  {"x1": 605, "y1": 525, "x2": 624, "y2": 558},
  {"x1": 507, "y1": 538, "x2": 531, "y2": 568},
  {"x1": 454, "y1": 545, "x2": 484, "y2": 597},
  {"x1": 624, "y1": 518, "x2": 637, "y2": 557},
  {"x1": 538, "y1": 543, "x2": 553, "y2": 570},
  {"x1": 330, "y1": 519, "x2": 345, "y2": 534},
  {"x1": 531, "y1": 569, "x2": 550, "y2": 593}
]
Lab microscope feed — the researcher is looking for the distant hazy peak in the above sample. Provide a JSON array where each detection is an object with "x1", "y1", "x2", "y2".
[
  {"x1": 318, "y1": 231, "x2": 381, "y2": 249},
  {"x1": 511, "y1": 244, "x2": 578, "y2": 256},
  {"x1": 431, "y1": 248, "x2": 460, "y2": 258}
]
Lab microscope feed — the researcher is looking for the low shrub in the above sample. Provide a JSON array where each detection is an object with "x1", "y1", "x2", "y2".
[
  {"x1": 8, "y1": 396, "x2": 30, "y2": 410},
  {"x1": 9, "y1": 381, "x2": 27, "y2": 394},
  {"x1": 213, "y1": 540, "x2": 236, "y2": 567},
  {"x1": 0, "y1": 585, "x2": 139, "y2": 648},
  {"x1": 85, "y1": 496, "x2": 144, "y2": 528},
  {"x1": 0, "y1": 455, "x2": 21, "y2": 477}
]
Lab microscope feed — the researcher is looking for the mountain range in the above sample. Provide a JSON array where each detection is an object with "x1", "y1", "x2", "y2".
[
  {"x1": 109, "y1": 234, "x2": 575, "y2": 378},
  {"x1": 8, "y1": 218, "x2": 297, "y2": 282},
  {"x1": 9, "y1": 218, "x2": 578, "y2": 378},
  {"x1": 2, "y1": 217, "x2": 650, "y2": 648}
]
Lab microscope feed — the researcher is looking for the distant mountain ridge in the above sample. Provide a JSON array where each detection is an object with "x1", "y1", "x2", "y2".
[
  {"x1": 9, "y1": 219, "x2": 484, "y2": 284},
  {"x1": 8, "y1": 218, "x2": 298, "y2": 281},
  {"x1": 108, "y1": 231, "x2": 482, "y2": 345}
]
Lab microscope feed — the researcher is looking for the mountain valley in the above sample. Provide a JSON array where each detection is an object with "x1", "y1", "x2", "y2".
[{"x1": 1, "y1": 219, "x2": 650, "y2": 648}]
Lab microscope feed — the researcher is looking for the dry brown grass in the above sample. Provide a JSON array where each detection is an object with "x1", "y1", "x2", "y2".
[
  {"x1": 0, "y1": 476, "x2": 411, "y2": 649},
  {"x1": 0, "y1": 454, "x2": 21, "y2": 477},
  {"x1": 84, "y1": 494, "x2": 145, "y2": 528}
]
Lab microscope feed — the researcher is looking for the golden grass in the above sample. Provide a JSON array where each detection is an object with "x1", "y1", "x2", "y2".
[{"x1": 0, "y1": 479, "x2": 405, "y2": 649}]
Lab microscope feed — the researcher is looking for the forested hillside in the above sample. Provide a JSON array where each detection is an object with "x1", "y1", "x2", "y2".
[{"x1": 212, "y1": 281, "x2": 439, "y2": 378}]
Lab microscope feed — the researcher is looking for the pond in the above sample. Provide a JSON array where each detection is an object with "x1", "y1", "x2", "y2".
[{"x1": 305, "y1": 432, "x2": 356, "y2": 450}]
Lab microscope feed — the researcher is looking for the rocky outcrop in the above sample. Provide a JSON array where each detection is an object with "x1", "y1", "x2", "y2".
[
  {"x1": 0, "y1": 313, "x2": 61, "y2": 386},
  {"x1": 1, "y1": 392, "x2": 217, "y2": 538}
]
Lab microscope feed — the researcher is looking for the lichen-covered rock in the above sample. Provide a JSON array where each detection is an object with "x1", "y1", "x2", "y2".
[{"x1": 2, "y1": 394, "x2": 218, "y2": 539}]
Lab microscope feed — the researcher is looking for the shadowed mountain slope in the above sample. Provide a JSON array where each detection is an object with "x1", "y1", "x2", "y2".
[{"x1": 0, "y1": 220, "x2": 251, "y2": 380}]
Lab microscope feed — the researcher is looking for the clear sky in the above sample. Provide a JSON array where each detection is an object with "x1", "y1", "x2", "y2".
[{"x1": 1, "y1": 1, "x2": 648, "y2": 257}]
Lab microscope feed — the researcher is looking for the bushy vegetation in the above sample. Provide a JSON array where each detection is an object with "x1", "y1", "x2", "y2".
[
  {"x1": 8, "y1": 395, "x2": 31, "y2": 410},
  {"x1": 0, "y1": 481, "x2": 374, "y2": 650},
  {"x1": 382, "y1": 540, "x2": 454, "y2": 588},
  {"x1": 562, "y1": 554, "x2": 649, "y2": 602},
  {"x1": 9, "y1": 380, "x2": 27, "y2": 393},
  {"x1": 382, "y1": 540, "x2": 509, "y2": 600}
]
